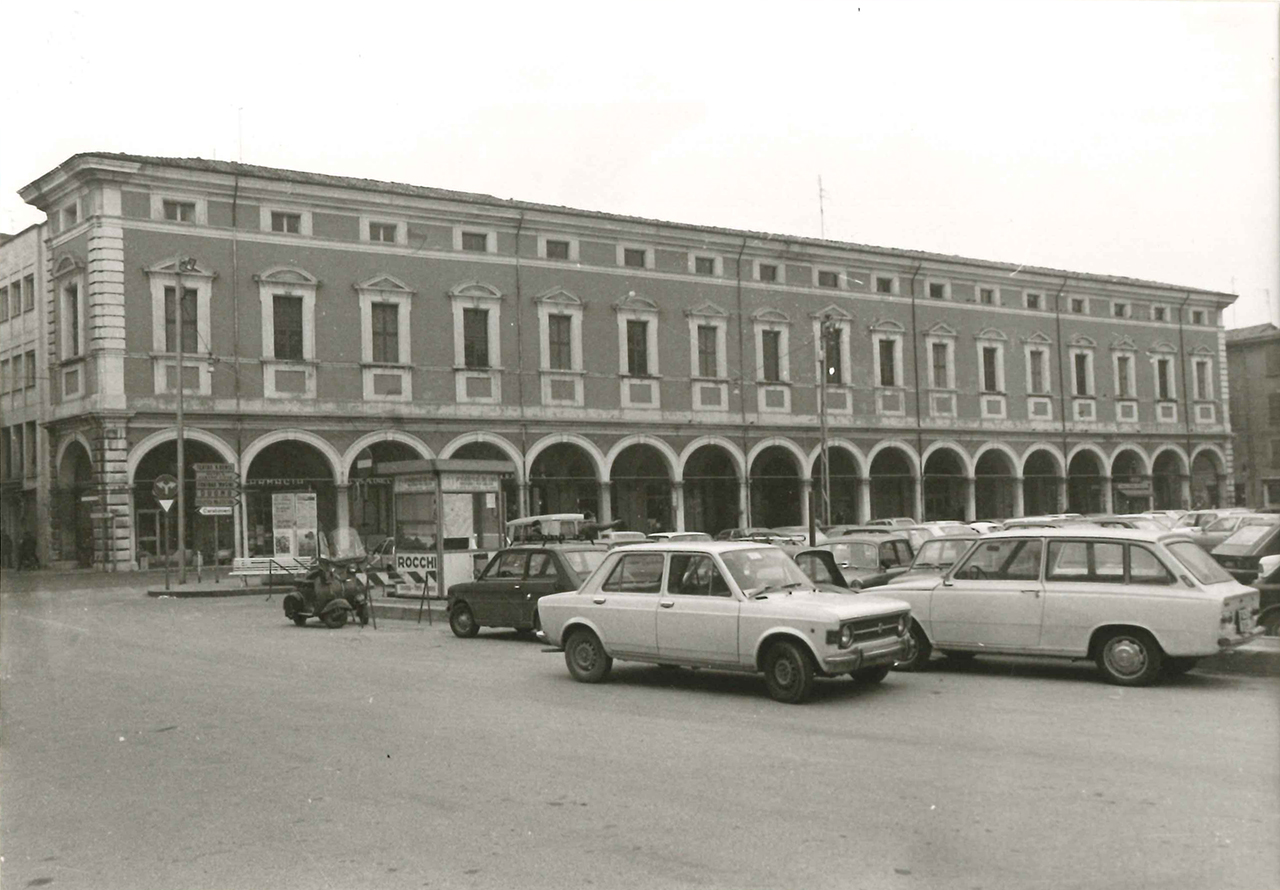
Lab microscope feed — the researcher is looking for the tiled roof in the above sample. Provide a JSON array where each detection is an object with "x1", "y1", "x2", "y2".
[
  {"x1": 1226, "y1": 322, "x2": 1279, "y2": 343},
  {"x1": 33, "y1": 151, "x2": 1238, "y2": 299}
]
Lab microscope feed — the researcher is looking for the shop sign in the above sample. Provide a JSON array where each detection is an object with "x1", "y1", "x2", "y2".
[
  {"x1": 395, "y1": 552, "x2": 438, "y2": 572},
  {"x1": 394, "y1": 474, "x2": 438, "y2": 494},
  {"x1": 1115, "y1": 482, "x2": 1153, "y2": 497},
  {"x1": 439, "y1": 472, "x2": 502, "y2": 493}
]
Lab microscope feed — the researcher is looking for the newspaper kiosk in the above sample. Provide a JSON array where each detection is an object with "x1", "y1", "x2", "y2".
[{"x1": 374, "y1": 458, "x2": 515, "y2": 599}]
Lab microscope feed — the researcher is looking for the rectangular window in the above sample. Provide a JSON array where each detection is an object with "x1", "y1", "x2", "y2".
[
  {"x1": 694, "y1": 256, "x2": 716, "y2": 276},
  {"x1": 1116, "y1": 355, "x2": 1131, "y2": 398},
  {"x1": 1113, "y1": 302, "x2": 1129, "y2": 318},
  {"x1": 823, "y1": 326, "x2": 842, "y2": 385},
  {"x1": 1191, "y1": 310, "x2": 1205, "y2": 325},
  {"x1": 9, "y1": 284, "x2": 18, "y2": 319},
  {"x1": 1153, "y1": 306, "x2": 1167, "y2": 322},
  {"x1": 271, "y1": 211, "x2": 301, "y2": 234},
  {"x1": 548, "y1": 314, "x2": 572, "y2": 370},
  {"x1": 1269, "y1": 344, "x2": 1280, "y2": 377},
  {"x1": 370, "y1": 222, "x2": 398, "y2": 243},
  {"x1": 697, "y1": 324, "x2": 718, "y2": 377},
  {"x1": 758, "y1": 263, "x2": 778, "y2": 283},
  {"x1": 1024, "y1": 348, "x2": 1044, "y2": 394},
  {"x1": 1025, "y1": 292, "x2": 1041, "y2": 310},
  {"x1": 982, "y1": 346, "x2": 999, "y2": 392},
  {"x1": 1195, "y1": 360, "x2": 1209, "y2": 400},
  {"x1": 65, "y1": 283, "x2": 80, "y2": 357},
  {"x1": 1, "y1": 286, "x2": 7, "y2": 322},
  {"x1": 931, "y1": 342, "x2": 949, "y2": 388},
  {"x1": 879, "y1": 339, "x2": 897, "y2": 387},
  {"x1": 0, "y1": 360, "x2": 7, "y2": 393},
  {"x1": 163, "y1": 200, "x2": 195, "y2": 222},
  {"x1": 10, "y1": 354, "x2": 21, "y2": 393},
  {"x1": 1269, "y1": 393, "x2": 1280, "y2": 427},
  {"x1": 1156, "y1": 358, "x2": 1171, "y2": 400},
  {"x1": 371, "y1": 302, "x2": 399, "y2": 364},
  {"x1": 164, "y1": 286, "x2": 199, "y2": 353},
  {"x1": 817, "y1": 270, "x2": 840, "y2": 289},
  {"x1": 623, "y1": 247, "x2": 647, "y2": 268},
  {"x1": 461, "y1": 231, "x2": 488, "y2": 252},
  {"x1": 24, "y1": 350, "x2": 34, "y2": 388},
  {"x1": 1272, "y1": 440, "x2": 1280, "y2": 468},
  {"x1": 1074, "y1": 352, "x2": 1090, "y2": 395},
  {"x1": 626, "y1": 320, "x2": 649, "y2": 376},
  {"x1": 979, "y1": 287, "x2": 995, "y2": 305},
  {"x1": 1070, "y1": 298, "x2": 1085, "y2": 314},
  {"x1": 463, "y1": 308, "x2": 490, "y2": 369},
  {"x1": 876, "y1": 276, "x2": 894, "y2": 294},
  {"x1": 762, "y1": 330, "x2": 781, "y2": 382},
  {"x1": 545, "y1": 239, "x2": 570, "y2": 260},
  {"x1": 272, "y1": 295, "x2": 304, "y2": 360},
  {"x1": 63, "y1": 204, "x2": 78, "y2": 227},
  {"x1": 929, "y1": 282, "x2": 946, "y2": 300},
  {"x1": 23, "y1": 275, "x2": 34, "y2": 312}
]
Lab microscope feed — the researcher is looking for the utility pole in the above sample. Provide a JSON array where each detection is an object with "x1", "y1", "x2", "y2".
[
  {"x1": 816, "y1": 314, "x2": 833, "y2": 543},
  {"x1": 175, "y1": 257, "x2": 198, "y2": 584},
  {"x1": 817, "y1": 175, "x2": 826, "y2": 239}
]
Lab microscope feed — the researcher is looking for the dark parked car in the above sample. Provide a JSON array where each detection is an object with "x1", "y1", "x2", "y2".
[
  {"x1": 447, "y1": 544, "x2": 608, "y2": 638},
  {"x1": 1212, "y1": 523, "x2": 1280, "y2": 585}
]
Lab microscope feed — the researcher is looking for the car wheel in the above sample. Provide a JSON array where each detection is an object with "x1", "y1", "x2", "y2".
[
  {"x1": 1095, "y1": 629, "x2": 1163, "y2": 686},
  {"x1": 893, "y1": 622, "x2": 933, "y2": 672},
  {"x1": 564, "y1": 629, "x2": 612, "y2": 683},
  {"x1": 762, "y1": 640, "x2": 815, "y2": 704},
  {"x1": 323, "y1": 608, "x2": 348, "y2": 629},
  {"x1": 1259, "y1": 606, "x2": 1280, "y2": 637},
  {"x1": 1162, "y1": 656, "x2": 1199, "y2": 676},
  {"x1": 449, "y1": 603, "x2": 480, "y2": 638},
  {"x1": 292, "y1": 614, "x2": 308, "y2": 627},
  {"x1": 854, "y1": 664, "x2": 892, "y2": 684}
]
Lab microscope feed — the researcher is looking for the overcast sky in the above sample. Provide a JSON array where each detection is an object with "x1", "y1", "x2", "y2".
[{"x1": 3, "y1": 1, "x2": 1277, "y2": 327}]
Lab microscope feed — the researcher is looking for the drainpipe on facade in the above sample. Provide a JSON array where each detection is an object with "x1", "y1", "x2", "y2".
[
  {"x1": 907, "y1": 263, "x2": 923, "y2": 521},
  {"x1": 1052, "y1": 277, "x2": 1070, "y2": 511},
  {"x1": 735, "y1": 237, "x2": 749, "y2": 527},
  {"x1": 1178, "y1": 291, "x2": 1195, "y2": 506},
  {"x1": 231, "y1": 173, "x2": 244, "y2": 558},
  {"x1": 513, "y1": 212, "x2": 528, "y2": 517}
]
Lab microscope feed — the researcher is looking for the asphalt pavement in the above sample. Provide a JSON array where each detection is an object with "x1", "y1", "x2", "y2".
[{"x1": 1, "y1": 573, "x2": 1277, "y2": 890}]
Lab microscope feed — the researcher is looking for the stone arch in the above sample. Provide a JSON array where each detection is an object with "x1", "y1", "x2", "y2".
[
  {"x1": 1150, "y1": 443, "x2": 1189, "y2": 475},
  {"x1": 1190, "y1": 444, "x2": 1228, "y2": 508},
  {"x1": 808, "y1": 439, "x2": 865, "y2": 526},
  {"x1": 974, "y1": 444, "x2": 1019, "y2": 520},
  {"x1": 1190, "y1": 443, "x2": 1227, "y2": 474},
  {"x1": 1021, "y1": 445, "x2": 1065, "y2": 516},
  {"x1": 1109, "y1": 444, "x2": 1151, "y2": 477},
  {"x1": 805, "y1": 438, "x2": 866, "y2": 479},
  {"x1": 1110, "y1": 445, "x2": 1153, "y2": 513},
  {"x1": 1066, "y1": 442, "x2": 1110, "y2": 472},
  {"x1": 1067, "y1": 445, "x2": 1107, "y2": 514},
  {"x1": 921, "y1": 440, "x2": 974, "y2": 478},
  {"x1": 866, "y1": 439, "x2": 921, "y2": 477},
  {"x1": 677, "y1": 436, "x2": 746, "y2": 481},
  {"x1": 605, "y1": 434, "x2": 681, "y2": 484},
  {"x1": 341, "y1": 430, "x2": 434, "y2": 482},
  {"x1": 127, "y1": 427, "x2": 238, "y2": 484},
  {"x1": 525, "y1": 433, "x2": 606, "y2": 483},
  {"x1": 240, "y1": 429, "x2": 343, "y2": 485},
  {"x1": 868, "y1": 442, "x2": 919, "y2": 521},
  {"x1": 439, "y1": 432, "x2": 524, "y2": 484},
  {"x1": 51, "y1": 434, "x2": 96, "y2": 566},
  {"x1": 973, "y1": 442, "x2": 1021, "y2": 474},
  {"x1": 746, "y1": 437, "x2": 809, "y2": 478},
  {"x1": 922, "y1": 443, "x2": 970, "y2": 521},
  {"x1": 1018, "y1": 441, "x2": 1065, "y2": 477},
  {"x1": 1151, "y1": 445, "x2": 1189, "y2": 511},
  {"x1": 55, "y1": 431, "x2": 96, "y2": 483}
]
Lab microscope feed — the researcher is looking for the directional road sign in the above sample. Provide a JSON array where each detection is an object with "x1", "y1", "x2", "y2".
[
  {"x1": 153, "y1": 474, "x2": 179, "y2": 500},
  {"x1": 199, "y1": 505, "x2": 233, "y2": 516}
]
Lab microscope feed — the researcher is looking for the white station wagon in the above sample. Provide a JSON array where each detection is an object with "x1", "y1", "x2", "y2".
[
  {"x1": 538, "y1": 542, "x2": 912, "y2": 703},
  {"x1": 883, "y1": 527, "x2": 1263, "y2": 685}
]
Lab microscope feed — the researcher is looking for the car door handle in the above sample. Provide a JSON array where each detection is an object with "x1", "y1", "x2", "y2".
[
  {"x1": 592, "y1": 597, "x2": 606, "y2": 605},
  {"x1": 1021, "y1": 589, "x2": 1040, "y2": 597},
  {"x1": 659, "y1": 600, "x2": 675, "y2": 608},
  {"x1": 513, "y1": 585, "x2": 521, "y2": 589},
  {"x1": 525, "y1": 593, "x2": 531, "y2": 599}
]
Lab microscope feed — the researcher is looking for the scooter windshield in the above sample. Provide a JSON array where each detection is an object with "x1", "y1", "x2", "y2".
[{"x1": 326, "y1": 527, "x2": 367, "y2": 561}]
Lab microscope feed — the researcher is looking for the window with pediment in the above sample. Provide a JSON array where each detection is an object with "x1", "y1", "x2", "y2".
[{"x1": 449, "y1": 281, "x2": 504, "y2": 404}]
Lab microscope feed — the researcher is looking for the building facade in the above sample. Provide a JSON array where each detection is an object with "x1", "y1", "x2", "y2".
[
  {"x1": 16, "y1": 152, "x2": 1236, "y2": 569},
  {"x1": 1226, "y1": 323, "x2": 1280, "y2": 508},
  {"x1": 0, "y1": 224, "x2": 50, "y2": 566}
]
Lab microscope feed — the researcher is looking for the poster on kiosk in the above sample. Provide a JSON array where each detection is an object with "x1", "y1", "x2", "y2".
[{"x1": 271, "y1": 492, "x2": 318, "y2": 558}]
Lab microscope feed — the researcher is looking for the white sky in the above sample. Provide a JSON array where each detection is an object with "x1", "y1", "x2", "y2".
[{"x1": 3, "y1": 1, "x2": 1277, "y2": 327}]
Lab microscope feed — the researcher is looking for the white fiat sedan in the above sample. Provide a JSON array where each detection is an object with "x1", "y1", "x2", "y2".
[
  {"x1": 538, "y1": 542, "x2": 913, "y2": 703},
  {"x1": 883, "y1": 527, "x2": 1263, "y2": 685}
]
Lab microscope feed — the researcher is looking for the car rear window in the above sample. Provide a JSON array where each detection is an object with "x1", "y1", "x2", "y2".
[
  {"x1": 1221, "y1": 526, "x2": 1275, "y2": 547},
  {"x1": 1167, "y1": 541, "x2": 1234, "y2": 585},
  {"x1": 562, "y1": 550, "x2": 607, "y2": 578}
]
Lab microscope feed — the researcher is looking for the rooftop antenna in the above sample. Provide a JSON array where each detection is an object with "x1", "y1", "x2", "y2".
[
  {"x1": 238, "y1": 107, "x2": 244, "y2": 162},
  {"x1": 818, "y1": 175, "x2": 826, "y2": 239}
]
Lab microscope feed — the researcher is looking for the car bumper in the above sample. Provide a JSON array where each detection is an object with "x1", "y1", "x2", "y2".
[
  {"x1": 822, "y1": 636, "x2": 907, "y2": 673},
  {"x1": 1218, "y1": 627, "x2": 1266, "y2": 649}
]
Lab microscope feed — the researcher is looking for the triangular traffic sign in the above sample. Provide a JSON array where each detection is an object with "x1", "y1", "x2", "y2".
[{"x1": 158, "y1": 499, "x2": 174, "y2": 512}]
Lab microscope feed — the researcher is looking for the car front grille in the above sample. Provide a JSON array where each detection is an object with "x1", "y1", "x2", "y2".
[{"x1": 848, "y1": 613, "x2": 905, "y2": 641}]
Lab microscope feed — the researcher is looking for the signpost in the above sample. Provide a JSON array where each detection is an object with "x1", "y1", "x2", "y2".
[
  {"x1": 194, "y1": 463, "x2": 238, "y2": 584},
  {"x1": 154, "y1": 474, "x2": 177, "y2": 590}
]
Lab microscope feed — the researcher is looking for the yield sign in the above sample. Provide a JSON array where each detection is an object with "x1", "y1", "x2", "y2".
[
  {"x1": 158, "y1": 499, "x2": 174, "y2": 513},
  {"x1": 153, "y1": 474, "x2": 179, "y2": 500}
]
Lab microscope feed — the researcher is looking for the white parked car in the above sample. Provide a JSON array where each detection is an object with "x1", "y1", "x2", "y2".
[
  {"x1": 538, "y1": 542, "x2": 913, "y2": 703},
  {"x1": 882, "y1": 527, "x2": 1263, "y2": 685}
]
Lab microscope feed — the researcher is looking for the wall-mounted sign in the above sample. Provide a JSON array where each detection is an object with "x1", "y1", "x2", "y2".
[
  {"x1": 439, "y1": 472, "x2": 502, "y2": 493},
  {"x1": 394, "y1": 474, "x2": 438, "y2": 494}
]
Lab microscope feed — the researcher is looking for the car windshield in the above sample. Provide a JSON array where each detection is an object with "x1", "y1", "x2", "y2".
[
  {"x1": 913, "y1": 538, "x2": 972, "y2": 568},
  {"x1": 828, "y1": 542, "x2": 879, "y2": 569},
  {"x1": 1167, "y1": 541, "x2": 1234, "y2": 584},
  {"x1": 721, "y1": 547, "x2": 812, "y2": 594},
  {"x1": 562, "y1": 550, "x2": 607, "y2": 577},
  {"x1": 1221, "y1": 526, "x2": 1275, "y2": 547},
  {"x1": 1205, "y1": 516, "x2": 1241, "y2": 532},
  {"x1": 1241, "y1": 515, "x2": 1280, "y2": 528}
]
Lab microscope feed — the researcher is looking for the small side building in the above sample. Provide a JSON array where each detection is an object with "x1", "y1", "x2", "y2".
[{"x1": 1227, "y1": 322, "x2": 1280, "y2": 508}]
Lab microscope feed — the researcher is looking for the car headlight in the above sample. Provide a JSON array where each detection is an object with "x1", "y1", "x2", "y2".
[
  {"x1": 839, "y1": 624, "x2": 854, "y2": 648},
  {"x1": 897, "y1": 614, "x2": 909, "y2": 636}
]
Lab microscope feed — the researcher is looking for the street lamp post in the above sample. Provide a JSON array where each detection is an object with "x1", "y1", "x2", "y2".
[
  {"x1": 175, "y1": 257, "x2": 198, "y2": 584},
  {"x1": 818, "y1": 314, "x2": 832, "y2": 532}
]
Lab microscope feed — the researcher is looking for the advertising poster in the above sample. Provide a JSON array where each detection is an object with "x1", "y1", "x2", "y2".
[
  {"x1": 271, "y1": 493, "x2": 296, "y2": 556},
  {"x1": 294, "y1": 493, "x2": 318, "y2": 558}
]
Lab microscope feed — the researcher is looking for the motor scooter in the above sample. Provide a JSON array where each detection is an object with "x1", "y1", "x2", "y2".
[{"x1": 283, "y1": 527, "x2": 372, "y2": 628}]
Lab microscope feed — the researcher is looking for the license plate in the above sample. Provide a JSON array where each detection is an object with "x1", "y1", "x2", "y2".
[{"x1": 1237, "y1": 608, "x2": 1255, "y2": 634}]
